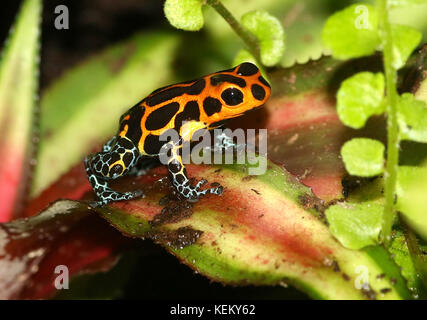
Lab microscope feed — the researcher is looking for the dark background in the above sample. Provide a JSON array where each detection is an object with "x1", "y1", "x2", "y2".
[{"x1": 0, "y1": 0, "x2": 165, "y2": 89}]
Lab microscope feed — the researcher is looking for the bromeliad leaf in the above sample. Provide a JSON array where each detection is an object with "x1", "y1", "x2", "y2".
[
  {"x1": 397, "y1": 93, "x2": 427, "y2": 143},
  {"x1": 322, "y1": 4, "x2": 380, "y2": 59},
  {"x1": 164, "y1": 0, "x2": 204, "y2": 31},
  {"x1": 241, "y1": 10, "x2": 285, "y2": 67},
  {"x1": 325, "y1": 201, "x2": 383, "y2": 250},
  {"x1": 94, "y1": 161, "x2": 410, "y2": 300},
  {"x1": 390, "y1": 24, "x2": 422, "y2": 69},
  {"x1": 0, "y1": 200, "x2": 128, "y2": 299},
  {"x1": 0, "y1": 0, "x2": 41, "y2": 222},
  {"x1": 341, "y1": 138, "x2": 385, "y2": 177},
  {"x1": 337, "y1": 72, "x2": 385, "y2": 129}
]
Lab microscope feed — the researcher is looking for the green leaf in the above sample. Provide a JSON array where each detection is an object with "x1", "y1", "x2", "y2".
[
  {"x1": 337, "y1": 72, "x2": 385, "y2": 129},
  {"x1": 389, "y1": 228, "x2": 426, "y2": 297},
  {"x1": 390, "y1": 0, "x2": 427, "y2": 7},
  {"x1": 397, "y1": 166, "x2": 427, "y2": 240},
  {"x1": 241, "y1": 10, "x2": 285, "y2": 67},
  {"x1": 391, "y1": 24, "x2": 422, "y2": 69},
  {"x1": 31, "y1": 32, "x2": 181, "y2": 197},
  {"x1": 325, "y1": 201, "x2": 383, "y2": 250},
  {"x1": 233, "y1": 49, "x2": 257, "y2": 67},
  {"x1": 397, "y1": 93, "x2": 427, "y2": 143},
  {"x1": 341, "y1": 138, "x2": 385, "y2": 177},
  {"x1": 0, "y1": 0, "x2": 41, "y2": 221},
  {"x1": 412, "y1": 45, "x2": 427, "y2": 105},
  {"x1": 232, "y1": 49, "x2": 269, "y2": 81},
  {"x1": 164, "y1": 0, "x2": 204, "y2": 31},
  {"x1": 322, "y1": 4, "x2": 380, "y2": 59},
  {"x1": 202, "y1": 0, "x2": 331, "y2": 68}
]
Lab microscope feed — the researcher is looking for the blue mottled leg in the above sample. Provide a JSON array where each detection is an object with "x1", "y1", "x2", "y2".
[
  {"x1": 84, "y1": 136, "x2": 143, "y2": 207},
  {"x1": 167, "y1": 143, "x2": 223, "y2": 202},
  {"x1": 85, "y1": 158, "x2": 143, "y2": 207}
]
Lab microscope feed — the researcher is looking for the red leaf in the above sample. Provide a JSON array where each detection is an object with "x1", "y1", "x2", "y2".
[{"x1": 0, "y1": 200, "x2": 128, "y2": 299}]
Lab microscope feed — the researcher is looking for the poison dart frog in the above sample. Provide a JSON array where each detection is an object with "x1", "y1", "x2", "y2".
[{"x1": 85, "y1": 62, "x2": 271, "y2": 206}]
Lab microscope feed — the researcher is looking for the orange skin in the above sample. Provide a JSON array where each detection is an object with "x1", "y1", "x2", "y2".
[{"x1": 119, "y1": 63, "x2": 270, "y2": 152}]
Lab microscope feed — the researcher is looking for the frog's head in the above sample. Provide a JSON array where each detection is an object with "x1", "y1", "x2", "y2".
[
  {"x1": 203, "y1": 62, "x2": 271, "y2": 123},
  {"x1": 88, "y1": 137, "x2": 139, "y2": 179}
]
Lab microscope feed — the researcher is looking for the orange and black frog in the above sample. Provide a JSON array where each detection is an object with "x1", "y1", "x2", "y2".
[{"x1": 84, "y1": 62, "x2": 271, "y2": 206}]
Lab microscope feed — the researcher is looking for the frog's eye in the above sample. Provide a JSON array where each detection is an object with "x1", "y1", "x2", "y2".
[{"x1": 221, "y1": 87, "x2": 243, "y2": 106}]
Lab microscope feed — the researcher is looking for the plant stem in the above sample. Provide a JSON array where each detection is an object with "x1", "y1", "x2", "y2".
[
  {"x1": 206, "y1": 0, "x2": 261, "y2": 63},
  {"x1": 378, "y1": 0, "x2": 399, "y2": 247}
]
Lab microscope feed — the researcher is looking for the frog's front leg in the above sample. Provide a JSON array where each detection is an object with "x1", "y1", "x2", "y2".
[
  {"x1": 85, "y1": 136, "x2": 143, "y2": 207},
  {"x1": 85, "y1": 160, "x2": 143, "y2": 207},
  {"x1": 167, "y1": 143, "x2": 223, "y2": 202}
]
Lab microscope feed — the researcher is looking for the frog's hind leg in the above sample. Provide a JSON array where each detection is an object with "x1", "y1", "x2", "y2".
[
  {"x1": 84, "y1": 158, "x2": 143, "y2": 207},
  {"x1": 84, "y1": 136, "x2": 143, "y2": 207},
  {"x1": 167, "y1": 143, "x2": 223, "y2": 202}
]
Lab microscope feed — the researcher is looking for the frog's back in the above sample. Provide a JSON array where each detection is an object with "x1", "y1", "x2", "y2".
[
  {"x1": 117, "y1": 62, "x2": 270, "y2": 157},
  {"x1": 117, "y1": 77, "x2": 207, "y2": 156}
]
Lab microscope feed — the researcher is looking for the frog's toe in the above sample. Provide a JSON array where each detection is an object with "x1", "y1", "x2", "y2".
[
  {"x1": 88, "y1": 200, "x2": 103, "y2": 208},
  {"x1": 94, "y1": 189, "x2": 144, "y2": 206},
  {"x1": 127, "y1": 189, "x2": 145, "y2": 199},
  {"x1": 195, "y1": 179, "x2": 208, "y2": 189},
  {"x1": 119, "y1": 190, "x2": 144, "y2": 202},
  {"x1": 212, "y1": 185, "x2": 223, "y2": 195},
  {"x1": 183, "y1": 180, "x2": 223, "y2": 202}
]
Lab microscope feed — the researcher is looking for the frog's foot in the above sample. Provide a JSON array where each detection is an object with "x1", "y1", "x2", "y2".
[
  {"x1": 89, "y1": 188, "x2": 144, "y2": 208},
  {"x1": 87, "y1": 170, "x2": 144, "y2": 207},
  {"x1": 167, "y1": 148, "x2": 223, "y2": 202},
  {"x1": 177, "y1": 179, "x2": 223, "y2": 203}
]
